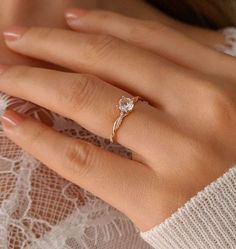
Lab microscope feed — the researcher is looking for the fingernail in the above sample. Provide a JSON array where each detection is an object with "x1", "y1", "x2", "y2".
[
  {"x1": 65, "y1": 8, "x2": 88, "y2": 24},
  {"x1": 3, "y1": 26, "x2": 29, "y2": 42},
  {"x1": 1, "y1": 109, "x2": 26, "y2": 129}
]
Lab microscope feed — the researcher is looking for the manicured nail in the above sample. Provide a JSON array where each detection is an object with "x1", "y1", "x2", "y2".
[
  {"x1": 65, "y1": 8, "x2": 88, "y2": 24},
  {"x1": 3, "y1": 26, "x2": 29, "y2": 42},
  {"x1": 1, "y1": 109, "x2": 26, "y2": 129}
]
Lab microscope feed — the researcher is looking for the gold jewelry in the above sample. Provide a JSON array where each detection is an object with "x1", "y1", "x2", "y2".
[{"x1": 110, "y1": 96, "x2": 142, "y2": 143}]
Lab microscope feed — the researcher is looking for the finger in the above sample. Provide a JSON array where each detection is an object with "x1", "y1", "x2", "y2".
[
  {"x1": 1, "y1": 109, "x2": 158, "y2": 229},
  {"x1": 2, "y1": 25, "x2": 206, "y2": 108},
  {"x1": 132, "y1": 6, "x2": 225, "y2": 48},
  {"x1": 64, "y1": 9, "x2": 236, "y2": 81},
  {"x1": 100, "y1": 1, "x2": 224, "y2": 48},
  {"x1": 0, "y1": 65, "x2": 169, "y2": 160}
]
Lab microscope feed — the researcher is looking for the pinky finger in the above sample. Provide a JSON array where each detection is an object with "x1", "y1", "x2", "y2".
[{"x1": 1, "y1": 109, "x2": 157, "y2": 230}]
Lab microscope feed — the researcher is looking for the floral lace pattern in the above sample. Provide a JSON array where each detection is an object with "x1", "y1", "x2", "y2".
[
  {"x1": 0, "y1": 27, "x2": 235, "y2": 249},
  {"x1": 0, "y1": 98, "x2": 151, "y2": 249}
]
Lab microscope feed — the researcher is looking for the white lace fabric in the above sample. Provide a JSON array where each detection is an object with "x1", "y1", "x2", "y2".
[
  {"x1": 0, "y1": 28, "x2": 236, "y2": 249},
  {"x1": 0, "y1": 99, "x2": 150, "y2": 249},
  {"x1": 218, "y1": 27, "x2": 236, "y2": 56}
]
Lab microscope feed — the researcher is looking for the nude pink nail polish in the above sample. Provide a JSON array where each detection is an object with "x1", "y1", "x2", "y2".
[
  {"x1": 65, "y1": 8, "x2": 88, "y2": 23},
  {"x1": 3, "y1": 26, "x2": 29, "y2": 42},
  {"x1": 1, "y1": 109, "x2": 26, "y2": 129}
]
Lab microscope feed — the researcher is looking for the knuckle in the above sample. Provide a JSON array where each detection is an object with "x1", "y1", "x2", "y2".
[
  {"x1": 28, "y1": 124, "x2": 49, "y2": 150},
  {"x1": 204, "y1": 83, "x2": 236, "y2": 129},
  {"x1": 128, "y1": 21, "x2": 164, "y2": 44},
  {"x1": 32, "y1": 27, "x2": 57, "y2": 41},
  {"x1": 83, "y1": 34, "x2": 119, "y2": 63},
  {"x1": 64, "y1": 75, "x2": 99, "y2": 114},
  {"x1": 91, "y1": 10, "x2": 113, "y2": 21},
  {"x1": 2, "y1": 65, "x2": 31, "y2": 82},
  {"x1": 64, "y1": 140, "x2": 95, "y2": 177},
  {"x1": 143, "y1": 21, "x2": 166, "y2": 35}
]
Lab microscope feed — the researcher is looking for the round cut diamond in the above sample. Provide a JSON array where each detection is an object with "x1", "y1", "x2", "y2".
[{"x1": 119, "y1": 96, "x2": 134, "y2": 113}]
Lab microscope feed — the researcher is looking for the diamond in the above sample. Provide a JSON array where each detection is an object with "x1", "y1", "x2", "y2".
[{"x1": 118, "y1": 96, "x2": 134, "y2": 113}]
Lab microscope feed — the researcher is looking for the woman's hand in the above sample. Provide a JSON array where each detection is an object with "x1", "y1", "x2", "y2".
[{"x1": 0, "y1": 10, "x2": 236, "y2": 232}]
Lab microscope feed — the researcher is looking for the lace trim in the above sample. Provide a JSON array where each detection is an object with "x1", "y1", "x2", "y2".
[
  {"x1": 0, "y1": 95, "x2": 137, "y2": 249},
  {"x1": 217, "y1": 27, "x2": 236, "y2": 56}
]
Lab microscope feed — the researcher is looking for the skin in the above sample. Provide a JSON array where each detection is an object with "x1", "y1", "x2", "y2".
[
  {"x1": 0, "y1": 0, "x2": 224, "y2": 67},
  {"x1": 0, "y1": 9, "x2": 235, "y2": 233}
]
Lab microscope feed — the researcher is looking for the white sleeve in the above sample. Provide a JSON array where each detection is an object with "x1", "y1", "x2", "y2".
[{"x1": 140, "y1": 165, "x2": 236, "y2": 249}]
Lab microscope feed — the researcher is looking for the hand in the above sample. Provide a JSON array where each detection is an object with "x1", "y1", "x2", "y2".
[{"x1": 0, "y1": 10, "x2": 236, "y2": 232}]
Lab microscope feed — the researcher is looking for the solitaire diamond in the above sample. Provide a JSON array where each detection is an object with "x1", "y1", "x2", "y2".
[
  {"x1": 110, "y1": 95, "x2": 142, "y2": 143},
  {"x1": 119, "y1": 96, "x2": 134, "y2": 113}
]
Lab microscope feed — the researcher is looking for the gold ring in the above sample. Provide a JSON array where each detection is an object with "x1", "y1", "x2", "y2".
[{"x1": 110, "y1": 96, "x2": 142, "y2": 143}]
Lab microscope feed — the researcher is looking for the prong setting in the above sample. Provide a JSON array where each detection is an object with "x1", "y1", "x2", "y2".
[{"x1": 118, "y1": 96, "x2": 134, "y2": 113}]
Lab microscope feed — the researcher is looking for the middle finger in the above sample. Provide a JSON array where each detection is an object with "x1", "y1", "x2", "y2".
[
  {"x1": 0, "y1": 65, "x2": 170, "y2": 160},
  {"x1": 3, "y1": 26, "x2": 204, "y2": 108}
]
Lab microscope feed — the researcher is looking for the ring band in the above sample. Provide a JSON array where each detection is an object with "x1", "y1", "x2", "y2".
[{"x1": 110, "y1": 96, "x2": 142, "y2": 143}]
